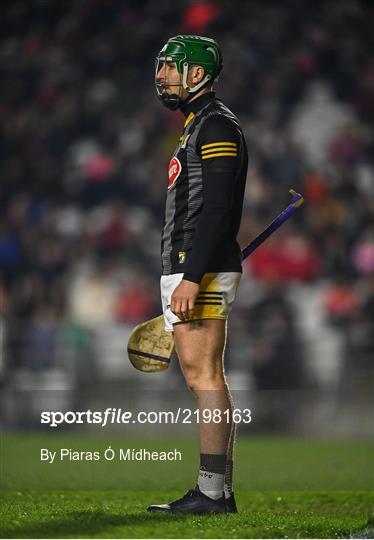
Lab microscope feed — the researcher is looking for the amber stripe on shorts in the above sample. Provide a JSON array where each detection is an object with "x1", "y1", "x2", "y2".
[
  {"x1": 196, "y1": 291, "x2": 223, "y2": 305},
  {"x1": 195, "y1": 301, "x2": 222, "y2": 305}
]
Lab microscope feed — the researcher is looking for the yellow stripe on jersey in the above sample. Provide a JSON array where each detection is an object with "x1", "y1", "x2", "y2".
[
  {"x1": 201, "y1": 141, "x2": 237, "y2": 150},
  {"x1": 201, "y1": 141, "x2": 238, "y2": 159},
  {"x1": 184, "y1": 112, "x2": 195, "y2": 128},
  {"x1": 202, "y1": 152, "x2": 238, "y2": 159},
  {"x1": 201, "y1": 147, "x2": 238, "y2": 155}
]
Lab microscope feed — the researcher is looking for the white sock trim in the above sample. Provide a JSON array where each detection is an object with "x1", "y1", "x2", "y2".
[{"x1": 198, "y1": 470, "x2": 224, "y2": 500}]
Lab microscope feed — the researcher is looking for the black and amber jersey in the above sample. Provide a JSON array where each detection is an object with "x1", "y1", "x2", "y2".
[{"x1": 161, "y1": 91, "x2": 248, "y2": 283}]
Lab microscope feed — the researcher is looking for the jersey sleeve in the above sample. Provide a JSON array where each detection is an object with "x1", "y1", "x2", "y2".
[{"x1": 182, "y1": 114, "x2": 242, "y2": 283}]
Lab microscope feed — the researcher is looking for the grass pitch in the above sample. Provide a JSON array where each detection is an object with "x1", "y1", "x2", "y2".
[
  {"x1": 1, "y1": 434, "x2": 373, "y2": 538},
  {"x1": 1, "y1": 490, "x2": 373, "y2": 539}
]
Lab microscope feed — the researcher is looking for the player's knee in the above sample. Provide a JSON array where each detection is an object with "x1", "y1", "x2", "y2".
[
  {"x1": 190, "y1": 373, "x2": 227, "y2": 392},
  {"x1": 180, "y1": 357, "x2": 226, "y2": 392}
]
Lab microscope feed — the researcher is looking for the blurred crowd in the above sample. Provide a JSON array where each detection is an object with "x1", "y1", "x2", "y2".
[{"x1": 0, "y1": 0, "x2": 373, "y2": 402}]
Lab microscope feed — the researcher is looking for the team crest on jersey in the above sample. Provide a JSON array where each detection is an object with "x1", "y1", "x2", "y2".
[{"x1": 168, "y1": 156, "x2": 182, "y2": 189}]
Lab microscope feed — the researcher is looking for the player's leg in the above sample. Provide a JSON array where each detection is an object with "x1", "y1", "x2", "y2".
[
  {"x1": 174, "y1": 319, "x2": 237, "y2": 513},
  {"x1": 148, "y1": 319, "x2": 231, "y2": 514},
  {"x1": 148, "y1": 273, "x2": 239, "y2": 514},
  {"x1": 173, "y1": 319, "x2": 232, "y2": 499},
  {"x1": 174, "y1": 318, "x2": 231, "y2": 447}
]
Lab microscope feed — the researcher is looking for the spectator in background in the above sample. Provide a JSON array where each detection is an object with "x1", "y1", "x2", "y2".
[
  {"x1": 247, "y1": 230, "x2": 320, "y2": 283},
  {"x1": 247, "y1": 283, "x2": 305, "y2": 391}
]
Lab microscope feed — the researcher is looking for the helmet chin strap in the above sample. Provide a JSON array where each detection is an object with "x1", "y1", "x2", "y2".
[
  {"x1": 158, "y1": 90, "x2": 182, "y2": 110},
  {"x1": 157, "y1": 81, "x2": 188, "y2": 111},
  {"x1": 159, "y1": 90, "x2": 199, "y2": 111}
]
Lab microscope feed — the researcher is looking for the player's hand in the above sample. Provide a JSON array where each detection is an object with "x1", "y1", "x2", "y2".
[{"x1": 171, "y1": 279, "x2": 200, "y2": 321}]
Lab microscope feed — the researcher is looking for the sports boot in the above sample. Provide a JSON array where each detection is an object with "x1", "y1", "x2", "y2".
[{"x1": 147, "y1": 486, "x2": 226, "y2": 514}]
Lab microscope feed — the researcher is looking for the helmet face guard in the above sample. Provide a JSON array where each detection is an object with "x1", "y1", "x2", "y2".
[
  {"x1": 155, "y1": 54, "x2": 185, "y2": 110},
  {"x1": 155, "y1": 35, "x2": 223, "y2": 110}
]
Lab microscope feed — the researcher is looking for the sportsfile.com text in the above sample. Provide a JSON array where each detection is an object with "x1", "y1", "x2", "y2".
[{"x1": 41, "y1": 408, "x2": 252, "y2": 427}]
